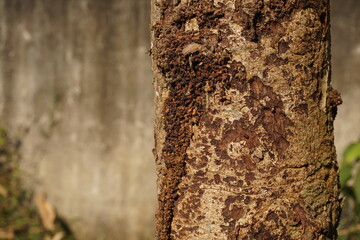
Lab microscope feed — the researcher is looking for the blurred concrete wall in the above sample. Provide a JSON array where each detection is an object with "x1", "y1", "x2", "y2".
[
  {"x1": 331, "y1": 0, "x2": 360, "y2": 157},
  {"x1": 0, "y1": 0, "x2": 358, "y2": 239},
  {"x1": 0, "y1": 0, "x2": 155, "y2": 239}
]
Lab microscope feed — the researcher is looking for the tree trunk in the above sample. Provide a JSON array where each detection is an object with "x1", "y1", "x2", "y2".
[{"x1": 151, "y1": 0, "x2": 341, "y2": 239}]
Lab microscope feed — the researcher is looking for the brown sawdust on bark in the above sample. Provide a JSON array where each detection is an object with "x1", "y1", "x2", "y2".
[{"x1": 152, "y1": 0, "x2": 341, "y2": 239}]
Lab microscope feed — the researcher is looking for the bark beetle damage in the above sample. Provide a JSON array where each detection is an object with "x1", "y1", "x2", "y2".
[
  {"x1": 328, "y1": 88, "x2": 342, "y2": 118},
  {"x1": 233, "y1": 0, "x2": 326, "y2": 42},
  {"x1": 153, "y1": 2, "x2": 244, "y2": 238},
  {"x1": 152, "y1": 0, "x2": 340, "y2": 239},
  {"x1": 153, "y1": 18, "x2": 245, "y2": 239}
]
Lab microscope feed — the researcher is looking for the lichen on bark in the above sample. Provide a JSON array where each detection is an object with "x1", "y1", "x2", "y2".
[{"x1": 151, "y1": 0, "x2": 341, "y2": 239}]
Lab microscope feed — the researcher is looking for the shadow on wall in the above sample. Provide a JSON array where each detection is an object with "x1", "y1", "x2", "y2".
[{"x1": 0, "y1": 0, "x2": 155, "y2": 240}]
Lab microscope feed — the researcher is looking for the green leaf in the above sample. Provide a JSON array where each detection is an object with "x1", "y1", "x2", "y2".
[
  {"x1": 340, "y1": 162, "x2": 353, "y2": 187},
  {"x1": 337, "y1": 234, "x2": 348, "y2": 240},
  {"x1": 344, "y1": 141, "x2": 360, "y2": 164},
  {"x1": 353, "y1": 171, "x2": 360, "y2": 205}
]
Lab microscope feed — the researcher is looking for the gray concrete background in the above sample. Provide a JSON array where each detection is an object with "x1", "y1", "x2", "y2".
[
  {"x1": 0, "y1": 0, "x2": 155, "y2": 239},
  {"x1": 332, "y1": 0, "x2": 360, "y2": 157},
  {"x1": 0, "y1": 0, "x2": 358, "y2": 239}
]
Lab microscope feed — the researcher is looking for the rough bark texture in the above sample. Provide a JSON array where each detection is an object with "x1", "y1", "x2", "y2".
[{"x1": 151, "y1": 0, "x2": 341, "y2": 239}]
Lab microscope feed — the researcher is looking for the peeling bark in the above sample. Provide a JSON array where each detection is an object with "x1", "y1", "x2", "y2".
[{"x1": 151, "y1": 0, "x2": 341, "y2": 239}]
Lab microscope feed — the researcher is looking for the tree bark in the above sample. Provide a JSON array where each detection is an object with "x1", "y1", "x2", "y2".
[{"x1": 151, "y1": 0, "x2": 341, "y2": 239}]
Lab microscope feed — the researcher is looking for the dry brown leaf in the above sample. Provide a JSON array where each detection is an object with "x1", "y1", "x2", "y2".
[
  {"x1": 44, "y1": 235, "x2": 52, "y2": 240},
  {"x1": 52, "y1": 232, "x2": 65, "y2": 240},
  {"x1": 35, "y1": 193, "x2": 56, "y2": 231},
  {"x1": 44, "y1": 232, "x2": 65, "y2": 240},
  {"x1": 0, "y1": 184, "x2": 8, "y2": 197},
  {"x1": 0, "y1": 229, "x2": 14, "y2": 239}
]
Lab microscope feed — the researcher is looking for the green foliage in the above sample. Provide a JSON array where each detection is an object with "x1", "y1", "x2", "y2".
[
  {"x1": 344, "y1": 142, "x2": 360, "y2": 164},
  {"x1": 340, "y1": 163, "x2": 352, "y2": 188},
  {"x1": 0, "y1": 128, "x2": 76, "y2": 240},
  {"x1": 338, "y1": 139, "x2": 360, "y2": 239}
]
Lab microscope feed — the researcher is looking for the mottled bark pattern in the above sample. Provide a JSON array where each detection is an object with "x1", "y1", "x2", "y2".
[{"x1": 151, "y1": 0, "x2": 341, "y2": 239}]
